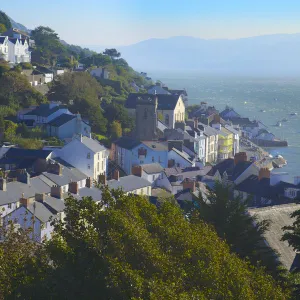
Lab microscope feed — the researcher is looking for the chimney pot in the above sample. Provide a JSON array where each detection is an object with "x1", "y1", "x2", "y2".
[
  {"x1": 132, "y1": 165, "x2": 142, "y2": 177},
  {"x1": 113, "y1": 169, "x2": 120, "y2": 181},
  {"x1": 68, "y1": 182, "x2": 79, "y2": 194},
  {"x1": 182, "y1": 178, "x2": 196, "y2": 192},
  {"x1": 98, "y1": 173, "x2": 107, "y2": 185},
  {"x1": 86, "y1": 177, "x2": 92, "y2": 188},
  {"x1": 234, "y1": 152, "x2": 247, "y2": 166}
]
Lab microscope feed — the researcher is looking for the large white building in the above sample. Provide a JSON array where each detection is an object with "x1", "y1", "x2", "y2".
[
  {"x1": 0, "y1": 34, "x2": 31, "y2": 65},
  {"x1": 56, "y1": 135, "x2": 109, "y2": 181}
]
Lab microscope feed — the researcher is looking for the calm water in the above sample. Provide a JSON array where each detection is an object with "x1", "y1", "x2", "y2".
[{"x1": 150, "y1": 72, "x2": 300, "y2": 180}]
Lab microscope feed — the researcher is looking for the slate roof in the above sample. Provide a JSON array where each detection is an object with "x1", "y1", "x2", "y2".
[
  {"x1": 114, "y1": 137, "x2": 141, "y2": 150},
  {"x1": 0, "y1": 36, "x2": 7, "y2": 44},
  {"x1": 27, "y1": 201, "x2": 54, "y2": 223},
  {"x1": 207, "y1": 158, "x2": 253, "y2": 181},
  {"x1": 170, "y1": 148, "x2": 193, "y2": 164},
  {"x1": 43, "y1": 196, "x2": 65, "y2": 213},
  {"x1": 24, "y1": 104, "x2": 66, "y2": 117},
  {"x1": 169, "y1": 89, "x2": 187, "y2": 96},
  {"x1": 107, "y1": 175, "x2": 151, "y2": 192},
  {"x1": 8, "y1": 37, "x2": 18, "y2": 44},
  {"x1": 142, "y1": 163, "x2": 164, "y2": 174},
  {"x1": 229, "y1": 118, "x2": 258, "y2": 127},
  {"x1": 0, "y1": 177, "x2": 51, "y2": 206},
  {"x1": 125, "y1": 93, "x2": 181, "y2": 110},
  {"x1": 248, "y1": 204, "x2": 300, "y2": 270},
  {"x1": 142, "y1": 141, "x2": 168, "y2": 151},
  {"x1": 164, "y1": 166, "x2": 212, "y2": 183},
  {"x1": 48, "y1": 114, "x2": 76, "y2": 127},
  {"x1": 77, "y1": 187, "x2": 102, "y2": 201},
  {"x1": 2, "y1": 148, "x2": 52, "y2": 159},
  {"x1": 81, "y1": 136, "x2": 106, "y2": 153},
  {"x1": 41, "y1": 159, "x2": 87, "y2": 187}
]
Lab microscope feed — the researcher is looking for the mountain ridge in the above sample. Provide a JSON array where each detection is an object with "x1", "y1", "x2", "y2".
[{"x1": 118, "y1": 34, "x2": 300, "y2": 75}]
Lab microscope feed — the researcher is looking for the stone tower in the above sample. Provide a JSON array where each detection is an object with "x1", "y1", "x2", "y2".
[{"x1": 135, "y1": 95, "x2": 158, "y2": 141}]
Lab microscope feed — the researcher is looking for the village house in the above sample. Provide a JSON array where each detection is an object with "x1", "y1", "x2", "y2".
[
  {"x1": 56, "y1": 135, "x2": 109, "y2": 181},
  {"x1": 131, "y1": 163, "x2": 164, "y2": 187},
  {"x1": 110, "y1": 137, "x2": 168, "y2": 175},
  {"x1": 46, "y1": 113, "x2": 91, "y2": 140},
  {"x1": 90, "y1": 67, "x2": 109, "y2": 79},
  {"x1": 19, "y1": 102, "x2": 72, "y2": 125},
  {"x1": 0, "y1": 36, "x2": 9, "y2": 61},
  {"x1": 219, "y1": 107, "x2": 241, "y2": 119},
  {"x1": 125, "y1": 93, "x2": 185, "y2": 129}
]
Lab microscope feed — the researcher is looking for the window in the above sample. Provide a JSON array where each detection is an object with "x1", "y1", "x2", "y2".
[
  {"x1": 153, "y1": 175, "x2": 155, "y2": 181},
  {"x1": 152, "y1": 156, "x2": 154, "y2": 162},
  {"x1": 97, "y1": 162, "x2": 99, "y2": 172},
  {"x1": 158, "y1": 156, "x2": 161, "y2": 163},
  {"x1": 102, "y1": 161, "x2": 104, "y2": 170},
  {"x1": 8, "y1": 203, "x2": 11, "y2": 209},
  {"x1": 98, "y1": 153, "x2": 100, "y2": 160},
  {"x1": 165, "y1": 114, "x2": 169, "y2": 125},
  {"x1": 87, "y1": 153, "x2": 91, "y2": 159},
  {"x1": 88, "y1": 164, "x2": 91, "y2": 169}
]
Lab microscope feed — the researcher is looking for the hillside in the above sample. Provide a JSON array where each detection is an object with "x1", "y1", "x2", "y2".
[{"x1": 120, "y1": 34, "x2": 300, "y2": 75}]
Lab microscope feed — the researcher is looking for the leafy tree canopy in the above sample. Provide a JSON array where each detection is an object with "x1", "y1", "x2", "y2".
[
  {"x1": 0, "y1": 11, "x2": 11, "y2": 30},
  {"x1": 0, "y1": 189, "x2": 287, "y2": 299},
  {"x1": 103, "y1": 48, "x2": 121, "y2": 60}
]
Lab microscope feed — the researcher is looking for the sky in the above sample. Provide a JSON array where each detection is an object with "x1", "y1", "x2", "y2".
[{"x1": 2, "y1": 0, "x2": 300, "y2": 47}]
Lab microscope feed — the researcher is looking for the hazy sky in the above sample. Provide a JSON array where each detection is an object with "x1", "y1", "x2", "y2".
[{"x1": 2, "y1": 0, "x2": 300, "y2": 46}]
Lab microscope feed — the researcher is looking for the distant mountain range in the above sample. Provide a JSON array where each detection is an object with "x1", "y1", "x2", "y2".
[{"x1": 119, "y1": 35, "x2": 300, "y2": 75}]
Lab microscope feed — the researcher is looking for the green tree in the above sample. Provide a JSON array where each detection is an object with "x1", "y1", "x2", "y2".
[
  {"x1": 3, "y1": 120, "x2": 17, "y2": 141},
  {"x1": 16, "y1": 122, "x2": 30, "y2": 138},
  {"x1": 0, "y1": 11, "x2": 11, "y2": 30},
  {"x1": 103, "y1": 102, "x2": 134, "y2": 131},
  {"x1": 103, "y1": 48, "x2": 121, "y2": 60},
  {"x1": 0, "y1": 24, "x2": 6, "y2": 34},
  {"x1": 0, "y1": 59, "x2": 10, "y2": 77},
  {"x1": 190, "y1": 182, "x2": 288, "y2": 283},
  {"x1": 82, "y1": 53, "x2": 111, "y2": 67},
  {"x1": 87, "y1": 105, "x2": 107, "y2": 134},
  {"x1": 110, "y1": 120, "x2": 122, "y2": 139}
]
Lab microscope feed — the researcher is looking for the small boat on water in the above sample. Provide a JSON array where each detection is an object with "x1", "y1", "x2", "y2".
[
  {"x1": 282, "y1": 118, "x2": 288, "y2": 122},
  {"x1": 276, "y1": 121, "x2": 282, "y2": 127},
  {"x1": 260, "y1": 109, "x2": 266, "y2": 112},
  {"x1": 290, "y1": 112, "x2": 298, "y2": 116}
]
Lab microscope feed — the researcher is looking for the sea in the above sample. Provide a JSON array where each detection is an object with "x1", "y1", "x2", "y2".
[{"x1": 150, "y1": 71, "x2": 300, "y2": 182}]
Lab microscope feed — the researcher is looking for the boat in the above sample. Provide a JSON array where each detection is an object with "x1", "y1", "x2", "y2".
[
  {"x1": 276, "y1": 121, "x2": 282, "y2": 127},
  {"x1": 282, "y1": 118, "x2": 288, "y2": 122},
  {"x1": 260, "y1": 109, "x2": 266, "y2": 112},
  {"x1": 290, "y1": 112, "x2": 298, "y2": 116}
]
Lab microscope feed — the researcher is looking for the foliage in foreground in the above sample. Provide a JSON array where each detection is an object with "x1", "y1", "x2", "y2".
[{"x1": 0, "y1": 188, "x2": 288, "y2": 299}]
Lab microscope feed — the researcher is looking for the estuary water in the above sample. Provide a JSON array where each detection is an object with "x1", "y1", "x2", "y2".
[{"x1": 151, "y1": 72, "x2": 300, "y2": 181}]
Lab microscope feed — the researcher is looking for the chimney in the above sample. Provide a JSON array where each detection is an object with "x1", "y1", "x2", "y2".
[
  {"x1": 98, "y1": 173, "x2": 107, "y2": 185},
  {"x1": 132, "y1": 165, "x2": 142, "y2": 177},
  {"x1": 234, "y1": 152, "x2": 247, "y2": 166},
  {"x1": 168, "y1": 140, "x2": 183, "y2": 152},
  {"x1": 182, "y1": 178, "x2": 196, "y2": 192},
  {"x1": 86, "y1": 177, "x2": 92, "y2": 188},
  {"x1": 51, "y1": 185, "x2": 63, "y2": 199},
  {"x1": 20, "y1": 194, "x2": 34, "y2": 207},
  {"x1": 168, "y1": 159, "x2": 175, "y2": 168},
  {"x1": 17, "y1": 169, "x2": 31, "y2": 185},
  {"x1": 69, "y1": 182, "x2": 79, "y2": 194},
  {"x1": 258, "y1": 168, "x2": 271, "y2": 181},
  {"x1": 35, "y1": 193, "x2": 46, "y2": 202},
  {"x1": 0, "y1": 178, "x2": 7, "y2": 191},
  {"x1": 294, "y1": 176, "x2": 300, "y2": 186},
  {"x1": 194, "y1": 117, "x2": 199, "y2": 129},
  {"x1": 113, "y1": 169, "x2": 120, "y2": 181},
  {"x1": 47, "y1": 162, "x2": 62, "y2": 175},
  {"x1": 175, "y1": 122, "x2": 185, "y2": 131}
]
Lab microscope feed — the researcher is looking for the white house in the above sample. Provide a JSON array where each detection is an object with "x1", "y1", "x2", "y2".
[
  {"x1": 7, "y1": 37, "x2": 30, "y2": 65},
  {"x1": 0, "y1": 36, "x2": 9, "y2": 61},
  {"x1": 46, "y1": 113, "x2": 91, "y2": 140},
  {"x1": 3, "y1": 194, "x2": 65, "y2": 243},
  {"x1": 19, "y1": 103, "x2": 72, "y2": 125},
  {"x1": 56, "y1": 135, "x2": 109, "y2": 181},
  {"x1": 131, "y1": 163, "x2": 164, "y2": 187}
]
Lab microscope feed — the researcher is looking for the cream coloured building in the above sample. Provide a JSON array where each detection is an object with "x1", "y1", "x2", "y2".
[{"x1": 125, "y1": 93, "x2": 185, "y2": 129}]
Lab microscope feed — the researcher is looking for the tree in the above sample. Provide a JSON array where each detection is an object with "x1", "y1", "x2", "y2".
[
  {"x1": 110, "y1": 120, "x2": 122, "y2": 139},
  {"x1": 189, "y1": 182, "x2": 288, "y2": 283},
  {"x1": 103, "y1": 102, "x2": 134, "y2": 131},
  {"x1": 82, "y1": 54, "x2": 111, "y2": 67},
  {"x1": 103, "y1": 48, "x2": 121, "y2": 60},
  {"x1": 0, "y1": 24, "x2": 6, "y2": 34},
  {"x1": 0, "y1": 59, "x2": 10, "y2": 77},
  {"x1": 3, "y1": 120, "x2": 17, "y2": 141},
  {"x1": 0, "y1": 189, "x2": 288, "y2": 299},
  {"x1": 0, "y1": 11, "x2": 11, "y2": 30},
  {"x1": 87, "y1": 105, "x2": 107, "y2": 134},
  {"x1": 31, "y1": 26, "x2": 65, "y2": 66}
]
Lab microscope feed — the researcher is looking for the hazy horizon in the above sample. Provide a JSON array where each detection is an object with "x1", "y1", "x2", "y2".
[{"x1": 2, "y1": 0, "x2": 300, "y2": 46}]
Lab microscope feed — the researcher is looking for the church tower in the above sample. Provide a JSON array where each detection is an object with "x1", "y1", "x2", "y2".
[{"x1": 135, "y1": 95, "x2": 158, "y2": 141}]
